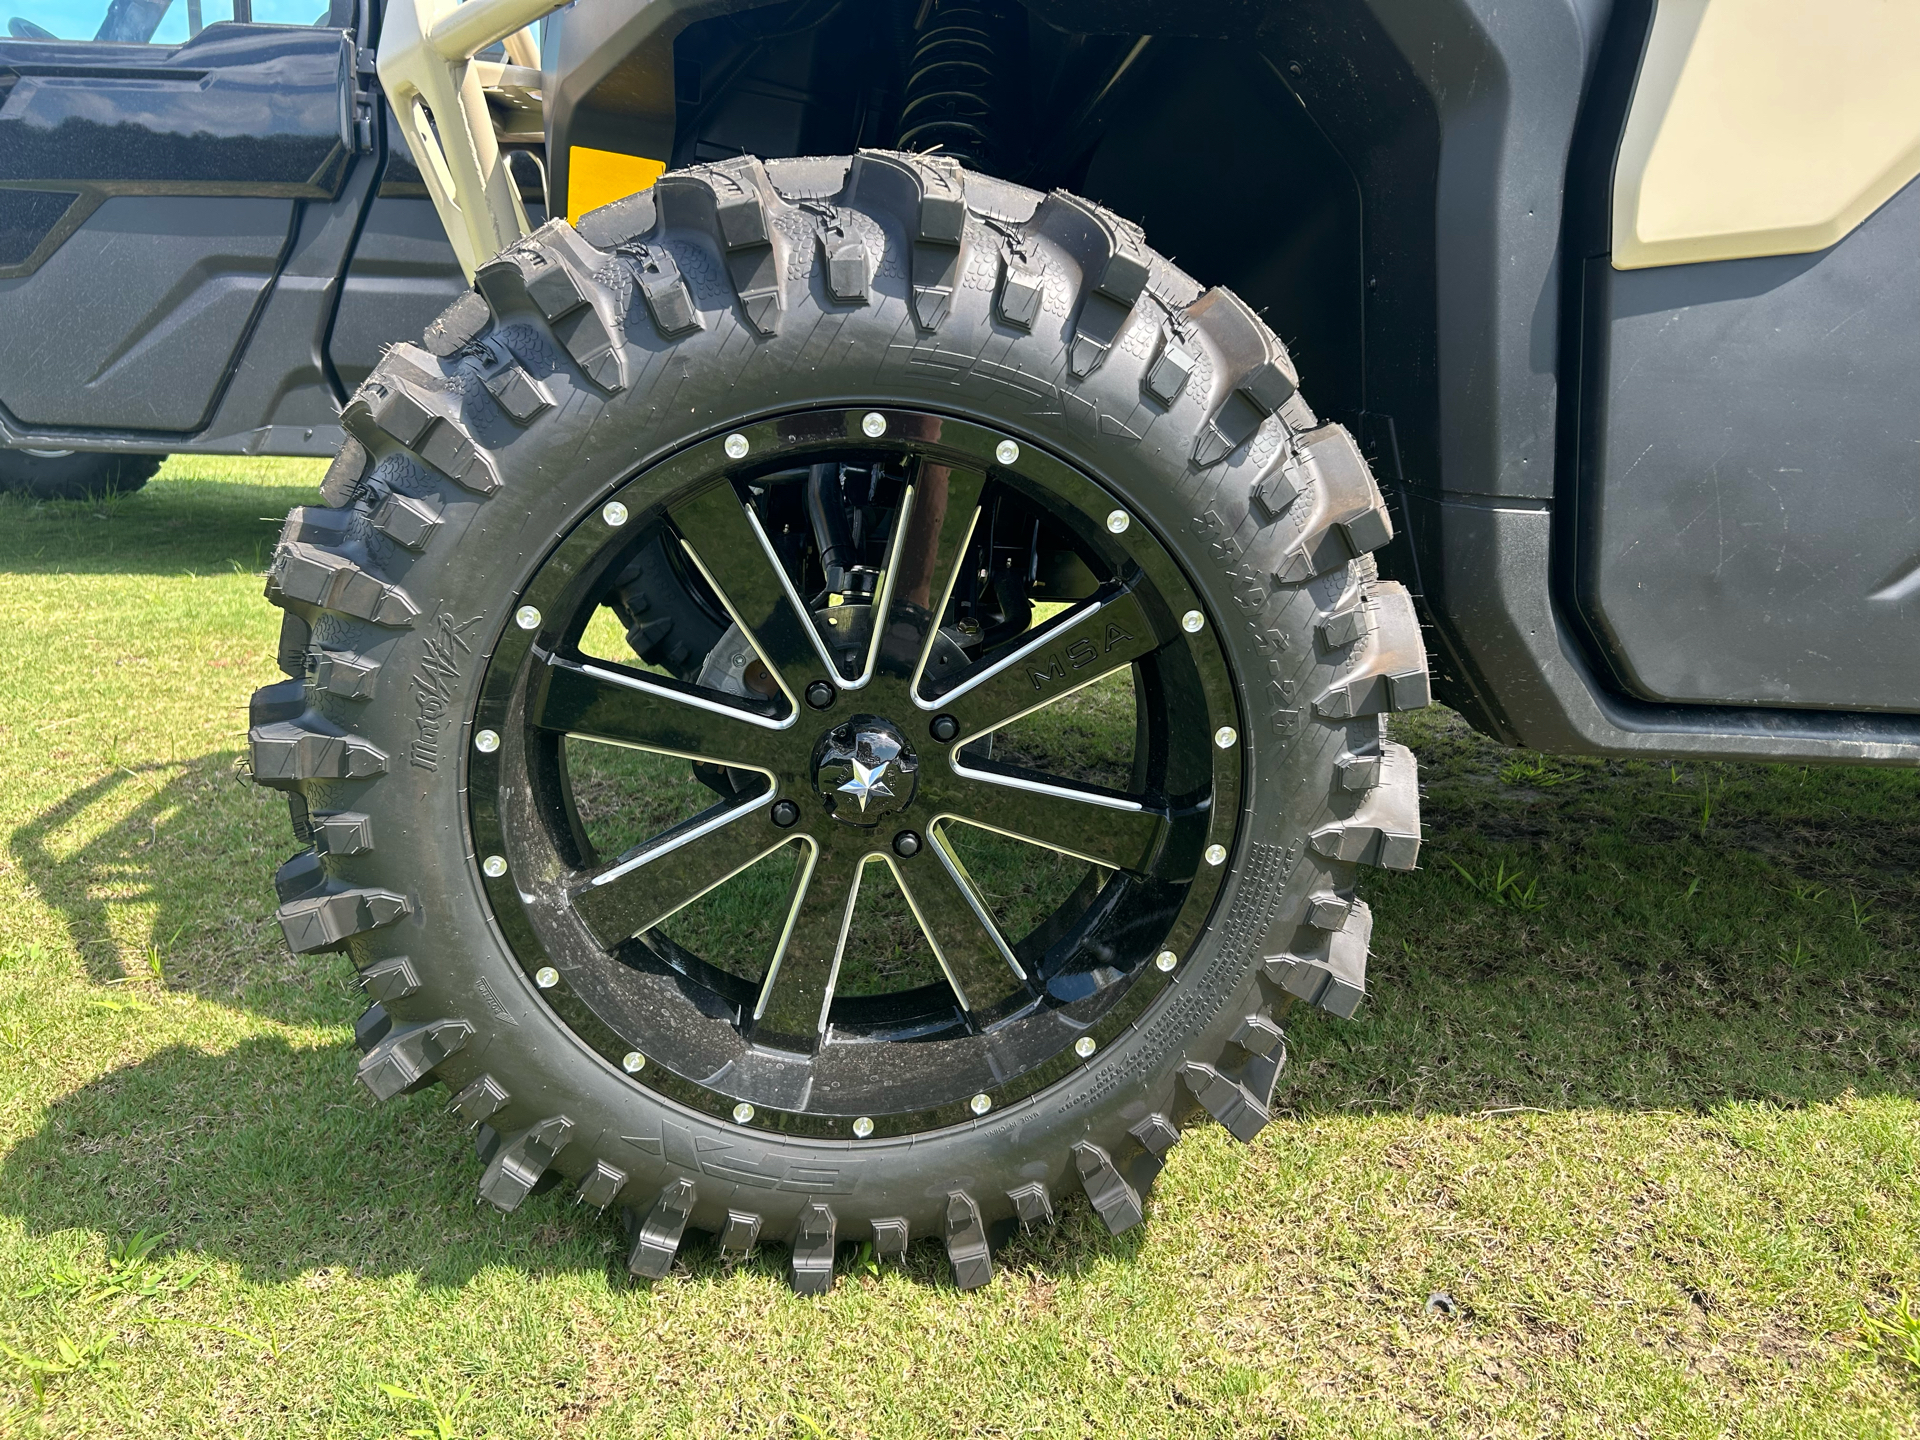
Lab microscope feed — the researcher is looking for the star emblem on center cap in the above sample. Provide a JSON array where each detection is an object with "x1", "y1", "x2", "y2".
[
  {"x1": 837, "y1": 756, "x2": 895, "y2": 812},
  {"x1": 812, "y1": 717, "x2": 918, "y2": 827}
]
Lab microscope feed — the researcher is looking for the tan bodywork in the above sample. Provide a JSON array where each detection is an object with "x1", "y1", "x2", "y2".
[{"x1": 1613, "y1": 0, "x2": 1920, "y2": 269}]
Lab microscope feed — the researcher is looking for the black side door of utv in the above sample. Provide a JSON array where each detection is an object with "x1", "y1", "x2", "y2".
[{"x1": 0, "y1": 0, "x2": 368, "y2": 443}]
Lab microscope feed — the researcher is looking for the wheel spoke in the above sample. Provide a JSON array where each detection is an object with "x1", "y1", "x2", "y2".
[
  {"x1": 571, "y1": 794, "x2": 786, "y2": 948},
  {"x1": 749, "y1": 843, "x2": 864, "y2": 1053},
  {"x1": 932, "y1": 584, "x2": 1163, "y2": 740},
  {"x1": 669, "y1": 481, "x2": 839, "y2": 703},
  {"x1": 891, "y1": 832, "x2": 1030, "y2": 1014},
  {"x1": 533, "y1": 652, "x2": 784, "y2": 770},
  {"x1": 872, "y1": 462, "x2": 986, "y2": 688},
  {"x1": 938, "y1": 766, "x2": 1170, "y2": 874}
]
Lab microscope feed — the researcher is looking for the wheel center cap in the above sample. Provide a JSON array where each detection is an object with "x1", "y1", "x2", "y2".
[{"x1": 813, "y1": 717, "x2": 918, "y2": 826}]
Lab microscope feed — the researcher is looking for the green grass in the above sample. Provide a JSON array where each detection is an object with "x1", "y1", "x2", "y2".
[{"x1": 0, "y1": 457, "x2": 1917, "y2": 1436}]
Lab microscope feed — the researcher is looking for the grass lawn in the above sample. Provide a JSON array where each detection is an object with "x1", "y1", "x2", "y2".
[{"x1": 0, "y1": 456, "x2": 1917, "y2": 1436}]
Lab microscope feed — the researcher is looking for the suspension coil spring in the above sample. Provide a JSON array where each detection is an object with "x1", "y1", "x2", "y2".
[{"x1": 896, "y1": 0, "x2": 1025, "y2": 173}]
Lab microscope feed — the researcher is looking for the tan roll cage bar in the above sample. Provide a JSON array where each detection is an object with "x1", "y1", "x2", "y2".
[{"x1": 377, "y1": 0, "x2": 591, "y2": 279}]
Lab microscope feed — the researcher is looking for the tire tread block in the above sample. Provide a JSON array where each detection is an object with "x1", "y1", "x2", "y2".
[
  {"x1": 848, "y1": 150, "x2": 965, "y2": 331},
  {"x1": 1272, "y1": 424, "x2": 1394, "y2": 581},
  {"x1": 789, "y1": 1202, "x2": 837, "y2": 1294},
  {"x1": 248, "y1": 719, "x2": 387, "y2": 787},
  {"x1": 1265, "y1": 898, "x2": 1373, "y2": 1019},
  {"x1": 1072, "y1": 1141, "x2": 1143, "y2": 1235},
  {"x1": 1186, "y1": 286, "x2": 1298, "y2": 467},
  {"x1": 657, "y1": 157, "x2": 784, "y2": 335},
  {"x1": 944, "y1": 1191, "x2": 992, "y2": 1290},
  {"x1": 278, "y1": 884, "x2": 410, "y2": 954},
  {"x1": 577, "y1": 1159, "x2": 628, "y2": 1212},
  {"x1": 478, "y1": 1115, "x2": 574, "y2": 1212},
  {"x1": 628, "y1": 1177, "x2": 696, "y2": 1278},
  {"x1": 1177, "y1": 1061, "x2": 1271, "y2": 1144},
  {"x1": 1314, "y1": 583, "x2": 1430, "y2": 718},
  {"x1": 1313, "y1": 741, "x2": 1422, "y2": 870},
  {"x1": 357, "y1": 1018, "x2": 473, "y2": 1101},
  {"x1": 267, "y1": 540, "x2": 418, "y2": 627}
]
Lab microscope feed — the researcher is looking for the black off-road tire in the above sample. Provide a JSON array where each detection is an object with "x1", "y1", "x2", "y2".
[
  {"x1": 249, "y1": 152, "x2": 1428, "y2": 1292},
  {"x1": 0, "y1": 449, "x2": 161, "y2": 500}
]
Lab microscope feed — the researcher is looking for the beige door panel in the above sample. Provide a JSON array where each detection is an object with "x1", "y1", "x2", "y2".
[{"x1": 1613, "y1": 0, "x2": 1920, "y2": 270}]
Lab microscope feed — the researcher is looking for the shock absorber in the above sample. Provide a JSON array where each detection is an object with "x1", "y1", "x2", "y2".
[{"x1": 895, "y1": 0, "x2": 1026, "y2": 174}]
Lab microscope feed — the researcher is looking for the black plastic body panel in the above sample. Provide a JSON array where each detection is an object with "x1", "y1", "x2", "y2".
[{"x1": 1574, "y1": 176, "x2": 1920, "y2": 714}]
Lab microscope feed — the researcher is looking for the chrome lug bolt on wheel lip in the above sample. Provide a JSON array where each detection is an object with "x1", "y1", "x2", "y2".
[
  {"x1": 861, "y1": 411, "x2": 888, "y2": 437},
  {"x1": 1215, "y1": 726, "x2": 1238, "y2": 750},
  {"x1": 732, "y1": 1102, "x2": 755, "y2": 1124},
  {"x1": 1182, "y1": 609, "x2": 1205, "y2": 634},
  {"x1": 1205, "y1": 843, "x2": 1228, "y2": 866},
  {"x1": 469, "y1": 407, "x2": 1243, "y2": 1137},
  {"x1": 482, "y1": 855, "x2": 507, "y2": 878},
  {"x1": 515, "y1": 606, "x2": 541, "y2": 631},
  {"x1": 474, "y1": 729, "x2": 500, "y2": 754},
  {"x1": 622, "y1": 1051, "x2": 646, "y2": 1073},
  {"x1": 1155, "y1": 949, "x2": 1178, "y2": 972}
]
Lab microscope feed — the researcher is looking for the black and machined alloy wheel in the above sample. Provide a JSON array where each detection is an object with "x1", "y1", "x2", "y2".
[{"x1": 248, "y1": 152, "x2": 1430, "y2": 1293}]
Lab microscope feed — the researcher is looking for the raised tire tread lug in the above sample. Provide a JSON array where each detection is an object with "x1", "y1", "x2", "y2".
[
  {"x1": 267, "y1": 541, "x2": 418, "y2": 628},
  {"x1": 1186, "y1": 286, "x2": 1298, "y2": 467},
  {"x1": 1177, "y1": 1061, "x2": 1271, "y2": 1144},
  {"x1": 995, "y1": 253, "x2": 1044, "y2": 329},
  {"x1": 656, "y1": 157, "x2": 784, "y2": 335},
  {"x1": 820, "y1": 230, "x2": 871, "y2": 303},
  {"x1": 1306, "y1": 892, "x2": 1353, "y2": 931},
  {"x1": 307, "y1": 648, "x2": 380, "y2": 701},
  {"x1": 1336, "y1": 748, "x2": 1383, "y2": 793},
  {"x1": 1072, "y1": 1141, "x2": 1144, "y2": 1235},
  {"x1": 357, "y1": 1018, "x2": 472, "y2": 1101},
  {"x1": 720, "y1": 1210, "x2": 763, "y2": 1255},
  {"x1": 352, "y1": 1002, "x2": 391, "y2": 1054},
  {"x1": 1230, "y1": 1013, "x2": 1287, "y2": 1059},
  {"x1": 1006, "y1": 1182, "x2": 1053, "y2": 1227},
  {"x1": 1035, "y1": 191, "x2": 1150, "y2": 377},
  {"x1": 274, "y1": 612, "x2": 310, "y2": 679},
  {"x1": 448, "y1": 1073, "x2": 508, "y2": 1127},
  {"x1": 421, "y1": 290, "x2": 492, "y2": 358},
  {"x1": 366, "y1": 487, "x2": 441, "y2": 549},
  {"x1": 272, "y1": 849, "x2": 326, "y2": 904},
  {"x1": 358, "y1": 954, "x2": 420, "y2": 1004},
  {"x1": 577, "y1": 1160, "x2": 628, "y2": 1212},
  {"x1": 624, "y1": 243, "x2": 702, "y2": 339},
  {"x1": 789, "y1": 1202, "x2": 837, "y2": 1294},
  {"x1": 1317, "y1": 598, "x2": 1370, "y2": 650},
  {"x1": 319, "y1": 437, "x2": 371, "y2": 507},
  {"x1": 248, "y1": 718, "x2": 387, "y2": 788},
  {"x1": 1314, "y1": 741, "x2": 1422, "y2": 871},
  {"x1": 277, "y1": 884, "x2": 410, "y2": 954},
  {"x1": 280, "y1": 504, "x2": 353, "y2": 551},
  {"x1": 249, "y1": 677, "x2": 306, "y2": 728},
  {"x1": 477, "y1": 1115, "x2": 573, "y2": 1212},
  {"x1": 341, "y1": 369, "x2": 498, "y2": 496},
  {"x1": 1313, "y1": 583, "x2": 1431, "y2": 718},
  {"x1": 1144, "y1": 334, "x2": 1196, "y2": 405},
  {"x1": 1128, "y1": 1113, "x2": 1181, "y2": 1158},
  {"x1": 847, "y1": 150, "x2": 965, "y2": 331},
  {"x1": 627, "y1": 1178, "x2": 696, "y2": 1279},
  {"x1": 944, "y1": 1191, "x2": 993, "y2": 1290},
  {"x1": 871, "y1": 1217, "x2": 909, "y2": 1257},
  {"x1": 1272, "y1": 424, "x2": 1395, "y2": 581},
  {"x1": 310, "y1": 810, "x2": 373, "y2": 856},
  {"x1": 1265, "y1": 899, "x2": 1373, "y2": 1019}
]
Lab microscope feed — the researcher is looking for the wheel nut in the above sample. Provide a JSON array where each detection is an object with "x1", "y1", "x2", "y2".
[
  {"x1": 969, "y1": 1093, "x2": 992, "y2": 1115},
  {"x1": 1205, "y1": 843, "x2": 1227, "y2": 866},
  {"x1": 622, "y1": 1051, "x2": 645, "y2": 1073},
  {"x1": 724, "y1": 432, "x2": 749, "y2": 459},
  {"x1": 771, "y1": 799, "x2": 800, "y2": 828},
  {"x1": 1105, "y1": 509, "x2": 1130, "y2": 534},
  {"x1": 1215, "y1": 726, "x2": 1238, "y2": 749},
  {"x1": 482, "y1": 855, "x2": 507, "y2": 878},
  {"x1": 1074, "y1": 1035, "x2": 1096, "y2": 1059},
  {"x1": 892, "y1": 830, "x2": 920, "y2": 857},
  {"x1": 1182, "y1": 609, "x2": 1205, "y2": 633},
  {"x1": 474, "y1": 729, "x2": 500, "y2": 753},
  {"x1": 1155, "y1": 950, "x2": 1178, "y2": 972},
  {"x1": 515, "y1": 605, "x2": 541, "y2": 630},
  {"x1": 732, "y1": 1102, "x2": 755, "y2": 1124},
  {"x1": 994, "y1": 439, "x2": 1020, "y2": 465},
  {"x1": 534, "y1": 966, "x2": 559, "y2": 989},
  {"x1": 602, "y1": 500, "x2": 629, "y2": 527},
  {"x1": 852, "y1": 1116, "x2": 874, "y2": 1138},
  {"x1": 929, "y1": 714, "x2": 959, "y2": 743},
  {"x1": 805, "y1": 680, "x2": 835, "y2": 709},
  {"x1": 861, "y1": 411, "x2": 888, "y2": 437}
]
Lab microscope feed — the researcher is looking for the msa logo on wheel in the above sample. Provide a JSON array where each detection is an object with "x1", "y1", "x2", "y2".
[{"x1": 1029, "y1": 623, "x2": 1135, "y2": 690}]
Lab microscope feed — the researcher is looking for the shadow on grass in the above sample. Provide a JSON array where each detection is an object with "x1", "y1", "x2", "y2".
[
  {"x1": 4, "y1": 710, "x2": 1919, "y2": 1285},
  {"x1": 0, "y1": 469, "x2": 321, "y2": 578},
  {"x1": 10, "y1": 754, "x2": 343, "y2": 1028}
]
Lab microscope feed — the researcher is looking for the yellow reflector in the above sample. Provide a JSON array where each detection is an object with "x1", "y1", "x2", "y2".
[{"x1": 567, "y1": 146, "x2": 667, "y2": 225}]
